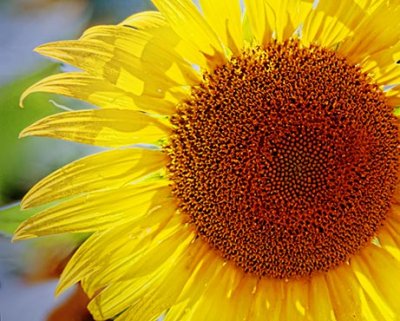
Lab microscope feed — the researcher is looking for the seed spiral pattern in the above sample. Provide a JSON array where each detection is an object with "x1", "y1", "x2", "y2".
[{"x1": 167, "y1": 40, "x2": 399, "y2": 278}]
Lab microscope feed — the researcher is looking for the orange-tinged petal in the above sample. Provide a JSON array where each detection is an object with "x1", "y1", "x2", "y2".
[
  {"x1": 352, "y1": 245, "x2": 400, "y2": 318},
  {"x1": 386, "y1": 85, "x2": 400, "y2": 107},
  {"x1": 308, "y1": 274, "x2": 336, "y2": 321}
]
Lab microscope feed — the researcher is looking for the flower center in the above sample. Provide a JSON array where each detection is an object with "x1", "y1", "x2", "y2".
[{"x1": 167, "y1": 40, "x2": 399, "y2": 279}]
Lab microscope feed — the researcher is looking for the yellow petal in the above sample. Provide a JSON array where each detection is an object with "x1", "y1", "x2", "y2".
[
  {"x1": 191, "y1": 264, "x2": 243, "y2": 321},
  {"x1": 58, "y1": 197, "x2": 175, "y2": 294},
  {"x1": 151, "y1": 0, "x2": 227, "y2": 69},
  {"x1": 326, "y1": 263, "x2": 381, "y2": 321},
  {"x1": 351, "y1": 245, "x2": 400, "y2": 320},
  {"x1": 338, "y1": 2, "x2": 400, "y2": 63},
  {"x1": 21, "y1": 72, "x2": 178, "y2": 115},
  {"x1": 229, "y1": 276, "x2": 258, "y2": 321},
  {"x1": 163, "y1": 242, "x2": 223, "y2": 321},
  {"x1": 120, "y1": 10, "x2": 207, "y2": 69},
  {"x1": 243, "y1": 0, "x2": 273, "y2": 45},
  {"x1": 302, "y1": 0, "x2": 371, "y2": 48},
  {"x1": 89, "y1": 274, "x2": 160, "y2": 320},
  {"x1": 386, "y1": 85, "x2": 400, "y2": 107},
  {"x1": 353, "y1": 245, "x2": 400, "y2": 319},
  {"x1": 21, "y1": 148, "x2": 166, "y2": 209},
  {"x1": 13, "y1": 181, "x2": 170, "y2": 239},
  {"x1": 113, "y1": 235, "x2": 195, "y2": 321},
  {"x1": 361, "y1": 47, "x2": 400, "y2": 86},
  {"x1": 263, "y1": 279, "x2": 285, "y2": 321},
  {"x1": 20, "y1": 109, "x2": 170, "y2": 147},
  {"x1": 34, "y1": 39, "x2": 186, "y2": 100},
  {"x1": 119, "y1": 10, "x2": 166, "y2": 29},
  {"x1": 88, "y1": 222, "x2": 194, "y2": 320},
  {"x1": 308, "y1": 274, "x2": 336, "y2": 321},
  {"x1": 84, "y1": 216, "x2": 191, "y2": 295},
  {"x1": 199, "y1": 0, "x2": 243, "y2": 54},
  {"x1": 284, "y1": 279, "x2": 309, "y2": 321},
  {"x1": 248, "y1": 280, "x2": 267, "y2": 320},
  {"x1": 164, "y1": 301, "x2": 191, "y2": 321},
  {"x1": 378, "y1": 216, "x2": 400, "y2": 262},
  {"x1": 265, "y1": 0, "x2": 313, "y2": 42},
  {"x1": 80, "y1": 25, "x2": 200, "y2": 87}
]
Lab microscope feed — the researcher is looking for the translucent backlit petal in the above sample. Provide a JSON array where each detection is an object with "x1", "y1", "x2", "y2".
[
  {"x1": 163, "y1": 243, "x2": 224, "y2": 321},
  {"x1": 80, "y1": 25, "x2": 200, "y2": 87},
  {"x1": 265, "y1": 0, "x2": 313, "y2": 42},
  {"x1": 21, "y1": 148, "x2": 166, "y2": 209},
  {"x1": 121, "y1": 11, "x2": 209, "y2": 71},
  {"x1": 89, "y1": 274, "x2": 159, "y2": 320},
  {"x1": 88, "y1": 221, "x2": 195, "y2": 320},
  {"x1": 112, "y1": 234, "x2": 195, "y2": 321},
  {"x1": 57, "y1": 197, "x2": 175, "y2": 294},
  {"x1": 302, "y1": 0, "x2": 372, "y2": 47},
  {"x1": 353, "y1": 245, "x2": 400, "y2": 318},
  {"x1": 199, "y1": 0, "x2": 244, "y2": 54},
  {"x1": 187, "y1": 265, "x2": 242, "y2": 321},
  {"x1": 229, "y1": 276, "x2": 258, "y2": 321},
  {"x1": 21, "y1": 72, "x2": 178, "y2": 115},
  {"x1": 361, "y1": 47, "x2": 400, "y2": 86},
  {"x1": 119, "y1": 11, "x2": 166, "y2": 29},
  {"x1": 151, "y1": 0, "x2": 227, "y2": 69},
  {"x1": 84, "y1": 215, "x2": 190, "y2": 296},
  {"x1": 34, "y1": 40, "x2": 186, "y2": 100},
  {"x1": 263, "y1": 279, "x2": 285, "y2": 321},
  {"x1": 14, "y1": 181, "x2": 169, "y2": 239},
  {"x1": 243, "y1": 0, "x2": 273, "y2": 45},
  {"x1": 338, "y1": 2, "x2": 400, "y2": 63},
  {"x1": 19, "y1": 109, "x2": 170, "y2": 147}
]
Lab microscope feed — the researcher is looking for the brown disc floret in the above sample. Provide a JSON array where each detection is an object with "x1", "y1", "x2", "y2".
[{"x1": 166, "y1": 40, "x2": 399, "y2": 279}]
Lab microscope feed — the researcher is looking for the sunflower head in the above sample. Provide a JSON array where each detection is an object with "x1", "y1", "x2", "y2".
[
  {"x1": 167, "y1": 38, "x2": 399, "y2": 279},
  {"x1": 14, "y1": 1, "x2": 400, "y2": 320}
]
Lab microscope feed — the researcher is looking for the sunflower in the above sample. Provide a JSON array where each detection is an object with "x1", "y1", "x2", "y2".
[{"x1": 14, "y1": 0, "x2": 400, "y2": 320}]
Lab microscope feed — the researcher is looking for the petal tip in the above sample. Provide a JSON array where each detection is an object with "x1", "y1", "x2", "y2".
[
  {"x1": 33, "y1": 43, "x2": 51, "y2": 55},
  {"x1": 18, "y1": 128, "x2": 29, "y2": 139},
  {"x1": 12, "y1": 229, "x2": 36, "y2": 242},
  {"x1": 19, "y1": 197, "x2": 31, "y2": 209},
  {"x1": 19, "y1": 87, "x2": 33, "y2": 109},
  {"x1": 55, "y1": 282, "x2": 69, "y2": 297}
]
